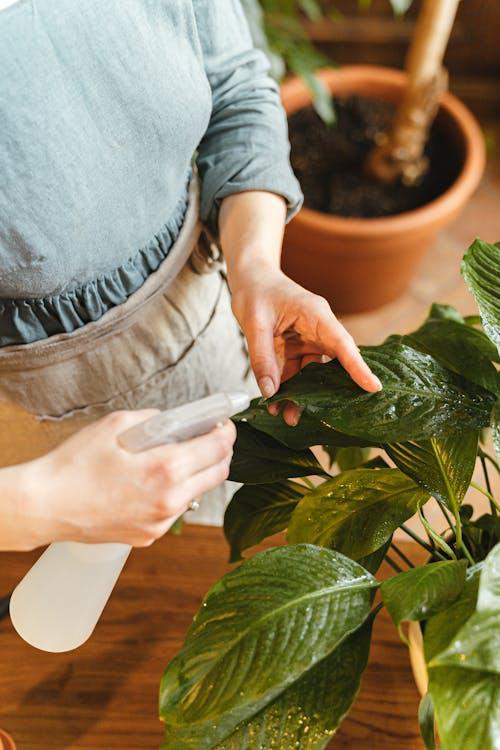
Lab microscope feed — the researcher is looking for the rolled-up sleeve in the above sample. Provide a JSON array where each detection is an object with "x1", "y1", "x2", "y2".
[{"x1": 193, "y1": 0, "x2": 303, "y2": 231}]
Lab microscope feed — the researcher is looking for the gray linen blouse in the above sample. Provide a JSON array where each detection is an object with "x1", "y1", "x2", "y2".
[{"x1": 0, "y1": 0, "x2": 302, "y2": 346}]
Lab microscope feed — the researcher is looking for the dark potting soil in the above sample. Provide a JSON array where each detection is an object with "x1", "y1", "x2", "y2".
[{"x1": 288, "y1": 95, "x2": 463, "y2": 219}]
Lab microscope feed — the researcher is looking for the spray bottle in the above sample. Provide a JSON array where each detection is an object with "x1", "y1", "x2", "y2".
[{"x1": 9, "y1": 391, "x2": 249, "y2": 653}]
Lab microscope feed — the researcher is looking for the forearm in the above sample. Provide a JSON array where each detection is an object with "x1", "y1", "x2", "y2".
[{"x1": 219, "y1": 190, "x2": 287, "y2": 293}]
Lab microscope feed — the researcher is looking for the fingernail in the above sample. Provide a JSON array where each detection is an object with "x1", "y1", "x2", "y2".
[
  {"x1": 373, "y1": 376, "x2": 383, "y2": 391},
  {"x1": 259, "y1": 376, "x2": 275, "y2": 399}
]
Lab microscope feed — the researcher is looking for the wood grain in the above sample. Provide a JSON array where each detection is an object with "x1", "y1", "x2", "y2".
[{"x1": 0, "y1": 528, "x2": 426, "y2": 750}]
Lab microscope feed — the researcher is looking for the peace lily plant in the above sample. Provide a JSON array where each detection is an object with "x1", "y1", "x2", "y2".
[{"x1": 159, "y1": 239, "x2": 500, "y2": 750}]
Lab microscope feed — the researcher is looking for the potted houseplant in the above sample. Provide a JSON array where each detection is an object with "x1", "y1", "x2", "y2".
[
  {"x1": 251, "y1": 0, "x2": 486, "y2": 312},
  {"x1": 158, "y1": 237, "x2": 499, "y2": 749}
]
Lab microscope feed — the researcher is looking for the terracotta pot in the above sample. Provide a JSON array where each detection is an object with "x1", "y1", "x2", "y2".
[
  {"x1": 281, "y1": 65, "x2": 486, "y2": 313},
  {"x1": 0, "y1": 729, "x2": 16, "y2": 750}
]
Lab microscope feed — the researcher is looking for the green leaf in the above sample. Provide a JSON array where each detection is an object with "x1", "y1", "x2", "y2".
[
  {"x1": 159, "y1": 545, "x2": 378, "y2": 748},
  {"x1": 461, "y1": 239, "x2": 500, "y2": 353},
  {"x1": 476, "y1": 541, "x2": 500, "y2": 612},
  {"x1": 426, "y1": 303, "x2": 465, "y2": 323},
  {"x1": 381, "y1": 560, "x2": 467, "y2": 628},
  {"x1": 269, "y1": 343, "x2": 495, "y2": 443},
  {"x1": 337, "y1": 446, "x2": 371, "y2": 471},
  {"x1": 207, "y1": 617, "x2": 374, "y2": 750},
  {"x1": 235, "y1": 399, "x2": 373, "y2": 450},
  {"x1": 287, "y1": 468, "x2": 428, "y2": 559},
  {"x1": 418, "y1": 693, "x2": 437, "y2": 750},
  {"x1": 428, "y1": 546, "x2": 500, "y2": 750},
  {"x1": 428, "y1": 668, "x2": 500, "y2": 750},
  {"x1": 386, "y1": 432, "x2": 479, "y2": 515},
  {"x1": 424, "y1": 563, "x2": 483, "y2": 662},
  {"x1": 403, "y1": 319, "x2": 499, "y2": 392},
  {"x1": 303, "y1": 72, "x2": 336, "y2": 124},
  {"x1": 224, "y1": 480, "x2": 309, "y2": 562},
  {"x1": 229, "y1": 422, "x2": 327, "y2": 484},
  {"x1": 418, "y1": 302, "x2": 499, "y2": 362},
  {"x1": 493, "y1": 400, "x2": 500, "y2": 463}
]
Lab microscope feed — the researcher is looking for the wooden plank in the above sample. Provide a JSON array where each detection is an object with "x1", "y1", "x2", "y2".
[{"x1": 0, "y1": 528, "x2": 426, "y2": 749}]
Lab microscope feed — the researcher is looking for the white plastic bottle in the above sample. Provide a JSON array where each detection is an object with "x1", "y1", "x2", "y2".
[{"x1": 9, "y1": 392, "x2": 249, "y2": 653}]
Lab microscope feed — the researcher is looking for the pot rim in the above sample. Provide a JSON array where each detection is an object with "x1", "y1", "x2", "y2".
[{"x1": 281, "y1": 65, "x2": 486, "y2": 237}]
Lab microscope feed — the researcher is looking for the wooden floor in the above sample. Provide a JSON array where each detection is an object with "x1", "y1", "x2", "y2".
[{"x1": 0, "y1": 528, "x2": 427, "y2": 750}]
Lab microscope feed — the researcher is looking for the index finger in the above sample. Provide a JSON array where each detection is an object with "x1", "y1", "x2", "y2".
[
  {"x1": 140, "y1": 421, "x2": 236, "y2": 481},
  {"x1": 317, "y1": 315, "x2": 382, "y2": 393}
]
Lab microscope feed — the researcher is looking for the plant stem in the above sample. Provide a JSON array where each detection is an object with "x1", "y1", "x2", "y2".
[
  {"x1": 418, "y1": 508, "x2": 457, "y2": 560},
  {"x1": 480, "y1": 455, "x2": 497, "y2": 516},
  {"x1": 365, "y1": 0, "x2": 459, "y2": 183},
  {"x1": 399, "y1": 524, "x2": 447, "y2": 561},
  {"x1": 385, "y1": 554, "x2": 403, "y2": 574},
  {"x1": 471, "y1": 482, "x2": 500, "y2": 513},
  {"x1": 390, "y1": 542, "x2": 415, "y2": 568},
  {"x1": 479, "y1": 448, "x2": 500, "y2": 474},
  {"x1": 435, "y1": 499, "x2": 454, "y2": 531},
  {"x1": 419, "y1": 506, "x2": 436, "y2": 549}
]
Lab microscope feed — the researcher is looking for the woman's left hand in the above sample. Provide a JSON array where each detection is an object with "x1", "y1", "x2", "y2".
[
  {"x1": 219, "y1": 190, "x2": 382, "y2": 426},
  {"x1": 230, "y1": 265, "x2": 382, "y2": 426}
]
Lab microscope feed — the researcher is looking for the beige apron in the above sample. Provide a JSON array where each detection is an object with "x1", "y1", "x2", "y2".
[{"x1": 0, "y1": 176, "x2": 255, "y2": 526}]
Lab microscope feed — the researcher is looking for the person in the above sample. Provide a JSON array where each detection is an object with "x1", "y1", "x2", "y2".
[{"x1": 0, "y1": 0, "x2": 381, "y2": 552}]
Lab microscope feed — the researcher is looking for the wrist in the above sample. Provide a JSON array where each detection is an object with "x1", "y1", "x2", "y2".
[
  {"x1": 226, "y1": 252, "x2": 283, "y2": 294},
  {"x1": 18, "y1": 456, "x2": 68, "y2": 548},
  {"x1": 0, "y1": 460, "x2": 50, "y2": 550}
]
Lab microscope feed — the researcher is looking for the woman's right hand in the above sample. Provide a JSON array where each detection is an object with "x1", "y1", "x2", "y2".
[{"x1": 2, "y1": 410, "x2": 235, "y2": 551}]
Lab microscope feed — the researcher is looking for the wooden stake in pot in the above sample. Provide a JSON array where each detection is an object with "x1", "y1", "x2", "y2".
[{"x1": 366, "y1": 0, "x2": 461, "y2": 185}]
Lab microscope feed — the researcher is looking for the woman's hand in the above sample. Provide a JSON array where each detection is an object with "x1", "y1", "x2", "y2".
[
  {"x1": 230, "y1": 265, "x2": 382, "y2": 424},
  {"x1": 0, "y1": 410, "x2": 235, "y2": 551},
  {"x1": 219, "y1": 191, "x2": 382, "y2": 426}
]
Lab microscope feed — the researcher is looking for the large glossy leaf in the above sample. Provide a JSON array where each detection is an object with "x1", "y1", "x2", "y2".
[
  {"x1": 159, "y1": 545, "x2": 377, "y2": 748},
  {"x1": 386, "y1": 432, "x2": 478, "y2": 515},
  {"x1": 428, "y1": 668, "x2": 500, "y2": 750},
  {"x1": 224, "y1": 480, "x2": 309, "y2": 562},
  {"x1": 229, "y1": 422, "x2": 327, "y2": 484},
  {"x1": 424, "y1": 563, "x2": 482, "y2": 662},
  {"x1": 268, "y1": 343, "x2": 495, "y2": 443},
  {"x1": 428, "y1": 546, "x2": 500, "y2": 750},
  {"x1": 235, "y1": 400, "x2": 373, "y2": 450},
  {"x1": 381, "y1": 560, "x2": 467, "y2": 628},
  {"x1": 287, "y1": 468, "x2": 428, "y2": 559},
  {"x1": 426, "y1": 303, "x2": 500, "y2": 362},
  {"x1": 402, "y1": 319, "x2": 499, "y2": 392},
  {"x1": 430, "y1": 545, "x2": 500, "y2": 673},
  {"x1": 205, "y1": 618, "x2": 374, "y2": 750},
  {"x1": 461, "y1": 239, "x2": 500, "y2": 353}
]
